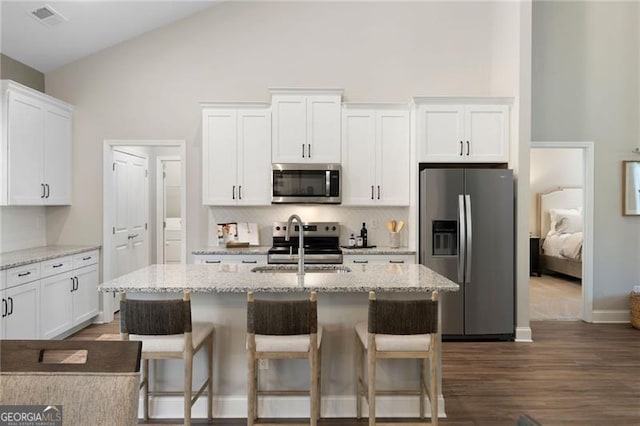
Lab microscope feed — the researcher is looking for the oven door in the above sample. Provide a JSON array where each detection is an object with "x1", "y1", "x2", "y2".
[{"x1": 272, "y1": 163, "x2": 341, "y2": 204}]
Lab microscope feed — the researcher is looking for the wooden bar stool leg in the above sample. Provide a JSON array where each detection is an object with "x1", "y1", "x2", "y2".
[
  {"x1": 420, "y1": 358, "x2": 426, "y2": 419},
  {"x1": 184, "y1": 355, "x2": 193, "y2": 426},
  {"x1": 430, "y1": 353, "x2": 438, "y2": 426},
  {"x1": 310, "y1": 342, "x2": 318, "y2": 426},
  {"x1": 247, "y1": 352, "x2": 256, "y2": 426},
  {"x1": 208, "y1": 332, "x2": 214, "y2": 420},
  {"x1": 355, "y1": 333, "x2": 363, "y2": 419},
  {"x1": 143, "y1": 358, "x2": 149, "y2": 421},
  {"x1": 367, "y1": 335, "x2": 376, "y2": 426},
  {"x1": 317, "y1": 346, "x2": 322, "y2": 421}
]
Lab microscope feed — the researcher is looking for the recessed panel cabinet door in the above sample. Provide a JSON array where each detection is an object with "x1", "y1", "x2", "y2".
[
  {"x1": 377, "y1": 110, "x2": 410, "y2": 206},
  {"x1": 2, "y1": 281, "x2": 40, "y2": 339},
  {"x1": 237, "y1": 110, "x2": 271, "y2": 205},
  {"x1": 40, "y1": 271, "x2": 74, "y2": 339},
  {"x1": 465, "y1": 105, "x2": 509, "y2": 162},
  {"x1": 43, "y1": 106, "x2": 72, "y2": 205},
  {"x1": 202, "y1": 109, "x2": 238, "y2": 205},
  {"x1": 419, "y1": 105, "x2": 464, "y2": 162},
  {"x1": 73, "y1": 264, "x2": 99, "y2": 325},
  {"x1": 272, "y1": 96, "x2": 307, "y2": 163},
  {"x1": 8, "y1": 92, "x2": 44, "y2": 204},
  {"x1": 341, "y1": 110, "x2": 376, "y2": 205},
  {"x1": 306, "y1": 96, "x2": 341, "y2": 163}
]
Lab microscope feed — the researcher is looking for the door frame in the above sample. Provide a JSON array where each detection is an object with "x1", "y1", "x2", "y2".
[
  {"x1": 102, "y1": 139, "x2": 187, "y2": 323},
  {"x1": 155, "y1": 155, "x2": 181, "y2": 264},
  {"x1": 530, "y1": 141, "x2": 594, "y2": 323}
]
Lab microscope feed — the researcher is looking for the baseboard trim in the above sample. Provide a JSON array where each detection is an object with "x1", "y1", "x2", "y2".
[
  {"x1": 591, "y1": 310, "x2": 629, "y2": 323},
  {"x1": 515, "y1": 326, "x2": 533, "y2": 342},
  {"x1": 139, "y1": 394, "x2": 447, "y2": 419}
]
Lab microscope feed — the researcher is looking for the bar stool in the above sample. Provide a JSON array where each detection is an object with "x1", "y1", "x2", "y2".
[
  {"x1": 246, "y1": 291, "x2": 321, "y2": 426},
  {"x1": 120, "y1": 291, "x2": 215, "y2": 426},
  {"x1": 355, "y1": 291, "x2": 440, "y2": 426}
]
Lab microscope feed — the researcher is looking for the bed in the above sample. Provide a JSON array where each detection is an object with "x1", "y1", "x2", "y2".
[{"x1": 538, "y1": 187, "x2": 583, "y2": 279}]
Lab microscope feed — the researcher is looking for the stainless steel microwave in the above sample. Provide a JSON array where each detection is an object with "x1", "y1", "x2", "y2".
[{"x1": 272, "y1": 163, "x2": 341, "y2": 204}]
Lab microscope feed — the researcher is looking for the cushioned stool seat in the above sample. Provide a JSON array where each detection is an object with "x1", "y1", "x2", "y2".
[
  {"x1": 131, "y1": 321, "x2": 215, "y2": 353},
  {"x1": 252, "y1": 326, "x2": 323, "y2": 353},
  {"x1": 355, "y1": 322, "x2": 431, "y2": 352}
]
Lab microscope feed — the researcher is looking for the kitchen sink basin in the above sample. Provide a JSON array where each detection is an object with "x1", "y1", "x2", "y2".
[{"x1": 250, "y1": 265, "x2": 352, "y2": 274}]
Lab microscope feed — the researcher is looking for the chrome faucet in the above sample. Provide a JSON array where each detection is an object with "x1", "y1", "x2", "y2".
[{"x1": 285, "y1": 214, "x2": 305, "y2": 276}]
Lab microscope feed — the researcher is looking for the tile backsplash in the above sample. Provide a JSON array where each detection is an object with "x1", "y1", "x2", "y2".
[{"x1": 207, "y1": 206, "x2": 410, "y2": 248}]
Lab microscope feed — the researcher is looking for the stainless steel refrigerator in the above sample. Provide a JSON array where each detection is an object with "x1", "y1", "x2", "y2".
[{"x1": 419, "y1": 168, "x2": 514, "y2": 339}]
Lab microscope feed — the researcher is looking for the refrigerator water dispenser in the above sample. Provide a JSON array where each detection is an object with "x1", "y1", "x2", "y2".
[{"x1": 432, "y1": 220, "x2": 457, "y2": 256}]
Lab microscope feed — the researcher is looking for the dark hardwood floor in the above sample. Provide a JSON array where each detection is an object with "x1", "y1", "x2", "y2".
[{"x1": 69, "y1": 320, "x2": 640, "y2": 425}]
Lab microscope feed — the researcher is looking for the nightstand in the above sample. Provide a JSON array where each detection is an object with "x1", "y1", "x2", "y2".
[{"x1": 529, "y1": 236, "x2": 541, "y2": 277}]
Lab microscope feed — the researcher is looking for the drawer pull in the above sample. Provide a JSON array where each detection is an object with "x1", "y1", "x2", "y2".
[
  {"x1": 205, "y1": 260, "x2": 221, "y2": 264},
  {"x1": 17, "y1": 271, "x2": 31, "y2": 277},
  {"x1": 82, "y1": 256, "x2": 92, "y2": 261},
  {"x1": 353, "y1": 260, "x2": 368, "y2": 264},
  {"x1": 7, "y1": 297, "x2": 13, "y2": 316},
  {"x1": 52, "y1": 263, "x2": 64, "y2": 268},
  {"x1": 241, "y1": 260, "x2": 257, "y2": 264},
  {"x1": 389, "y1": 260, "x2": 405, "y2": 264}
]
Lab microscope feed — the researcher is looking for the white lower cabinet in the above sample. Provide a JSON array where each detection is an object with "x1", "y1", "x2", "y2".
[
  {"x1": 40, "y1": 271, "x2": 74, "y2": 339},
  {"x1": 343, "y1": 254, "x2": 416, "y2": 265},
  {"x1": 194, "y1": 254, "x2": 267, "y2": 265},
  {"x1": 1, "y1": 249, "x2": 99, "y2": 340},
  {"x1": 1, "y1": 281, "x2": 40, "y2": 339}
]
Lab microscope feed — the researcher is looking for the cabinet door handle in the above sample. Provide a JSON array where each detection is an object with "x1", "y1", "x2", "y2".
[
  {"x1": 52, "y1": 263, "x2": 63, "y2": 268},
  {"x1": 377, "y1": 185, "x2": 381, "y2": 200},
  {"x1": 75, "y1": 277, "x2": 79, "y2": 291},
  {"x1": 241, "y1": 260, "x2": 257, "y2": 264},
  {"x1": 238, "y1": 185, "x2": 242, "y2": 200},
  {"x1": 8, "y1": 297, "x2": 13, "y2": 316},
  {"x1": 466, "y1": 140, "x2": 470, "y2": 156},
  {"x1": 41, "y1": 183, "x2": 46, "y2": 198},
  {"x1": 389, "y1": 260, "x2": 405, "y2": 264},
  {"x1": 302, "y1": 144, "x2": 305, "y2": 158},
  {"x1": 232, "y1": 185, "x2": 236, "y2": 200},
  {"x1": 82, "y1": 256, "x2": 91, "y2": 261},
  {"x1": 45, "y1": 183, "x2": 50, "y2": 198},
  {"x1": 353, "y1": 260, "x2": 368, "y2": 264},
  {"x1": 308, "y1": 144, "x2": 311, "y2": 158},
  {"x1": 371, "y1": 185, "x2": 374, "y2": 200},
  {"x1": 205, "y1": 260, "x2": 221, "y2": 264},
  {"x1": 70, "y1": 277, "x2": 75, "y2": 292},
  {"x1": 460, "y1": 141, "x2": 463, "y2": 156},
  {"x1": 18, "y1": 271, "x2": 31, "y2": 277},
  {"x1": 2, "y1": 298, "x2": 6, "y2": 318}
]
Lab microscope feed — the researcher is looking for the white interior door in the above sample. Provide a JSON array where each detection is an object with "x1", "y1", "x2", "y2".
[
  {"x1": 110, "y1": 149, "x2": 149, "y2": 313},
  {"x1": 162, "y1": 159, "x2": 182, "y2": 264}
]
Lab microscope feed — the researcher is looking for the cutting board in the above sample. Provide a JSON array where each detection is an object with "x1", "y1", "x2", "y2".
[{"x1": 236, "y1": 222, "x2": 260, "y2": 246}]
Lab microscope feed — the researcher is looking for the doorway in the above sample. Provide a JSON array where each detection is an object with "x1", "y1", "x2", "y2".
[
  {"x1": 102, "y1": 140, "x2": 187, "y2": 322},
  {"x1": 530, "y1": 141, "x2": 594, "y2": 322},
  {"x1": 156, "y1": 156, "x2": 183, "y2": 264}
]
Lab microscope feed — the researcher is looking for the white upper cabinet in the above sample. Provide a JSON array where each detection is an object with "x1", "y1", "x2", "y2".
[
  {"x1": 1, "y1": 80, "x2": 73, "y2": 206},
  {"x1": 342, "y1": 105, "x2": 410, "y2": 206},
  {"x1": 202, "y1": 103, "x2": 271, "y2": 206},
  {"x1": 416, "y1": 99, "x2": 510, "y2": 163},
  {"x1": 271, "y1": 89, "x2": 342, "y2": 164}
]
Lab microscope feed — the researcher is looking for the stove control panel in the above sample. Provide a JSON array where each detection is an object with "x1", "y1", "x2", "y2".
[{"x1": 272, "y1": 222, "x2": 340, "y2": 238}]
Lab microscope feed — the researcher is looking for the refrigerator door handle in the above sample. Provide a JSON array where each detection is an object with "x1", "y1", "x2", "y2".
[
  {"x1": 465, "y1": 194, "x2": 473, "y2": 283},
  {"x1": 458, "y1": 194, "x2": 465, "y2": 283}
]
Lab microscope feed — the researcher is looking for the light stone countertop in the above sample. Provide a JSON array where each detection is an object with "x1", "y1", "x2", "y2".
[
  {"x1": 0, "y1": 245, "x2": 101, "y2": 270},
  {"x1": 99, "y1": 263, "x2": 459, "y2": 293},
  {"x1": 191, "y1": 246, "x2": 415, "y2": 256}
]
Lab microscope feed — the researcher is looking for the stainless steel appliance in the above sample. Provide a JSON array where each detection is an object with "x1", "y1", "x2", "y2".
[
  {"x1": 419, "y1": 167, "x2": 514, "y2": 339},
  {"x1": 272, "y1": 163, "x2": 341, "y2": 204},
  {"x1": 268, "y1": 221, "x2": 342, "y2": 264}
]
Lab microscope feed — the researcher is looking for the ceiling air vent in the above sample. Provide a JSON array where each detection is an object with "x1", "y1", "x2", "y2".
[{"x1": 30, "y1": 4, "x2": 67, "y2": 26}]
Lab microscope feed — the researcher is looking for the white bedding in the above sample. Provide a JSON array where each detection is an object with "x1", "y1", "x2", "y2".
[{"x1": 543, "y1": 231, "x2": 583, "y2": 260}]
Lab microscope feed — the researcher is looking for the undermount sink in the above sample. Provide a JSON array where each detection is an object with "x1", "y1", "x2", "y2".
[{"x1": 251, "y1": 265, "x2": 352, "y2": 274}]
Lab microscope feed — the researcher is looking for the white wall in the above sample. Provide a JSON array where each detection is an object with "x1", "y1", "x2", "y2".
[
  {"x1": 0, "y1": 207, "x2": 46, "y2": 252},
  {"x1": 530, "y1": 148, "x2": 583, "y2": 235},
  {"x1": 532, "y1": 1, "x2": 640, "y2": 315},
  {"x1": 44, "y1": 1, "x2": 500, "y2": 263}
]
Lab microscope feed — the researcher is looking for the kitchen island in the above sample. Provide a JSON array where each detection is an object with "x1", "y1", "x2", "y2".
[{"x1": 100, "y1": 263, "x2": 458, "y2": 420}]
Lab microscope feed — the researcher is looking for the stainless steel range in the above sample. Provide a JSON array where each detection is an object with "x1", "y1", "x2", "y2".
[{"x1": 268, "y1": 221, "x2": 342, "y2": 264}]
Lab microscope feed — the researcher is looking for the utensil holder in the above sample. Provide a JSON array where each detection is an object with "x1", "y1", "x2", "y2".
[{"x1": 389, "y1": 232, "x2": 400, "y2": 248}]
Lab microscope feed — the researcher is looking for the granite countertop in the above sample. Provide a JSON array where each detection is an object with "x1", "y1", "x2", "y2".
[
  {"x1": 0, "y1": 245, "x2": 101, "y2": 270},
  {"x1": 192, "y1": 246, "x2": 271, "y2": 255},
  {"x1": 99, "y1": 263, "x2": 459, "y2": 293},
  {"x1": 192, "y1": 246, "x2": 415, "y2": 256}
]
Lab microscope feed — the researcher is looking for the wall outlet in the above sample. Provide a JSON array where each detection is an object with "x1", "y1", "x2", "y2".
[
  {"x1": 258, "y1": 359, "x2": 268, "y2": 370},
  {"x1": 371, "y1": 219, "x2": 379, "y2": 230}
]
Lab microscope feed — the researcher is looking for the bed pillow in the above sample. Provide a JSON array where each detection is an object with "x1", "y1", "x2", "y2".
[{"x1": 550, "y1": 208, "x2": 582, "y2": 233}]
